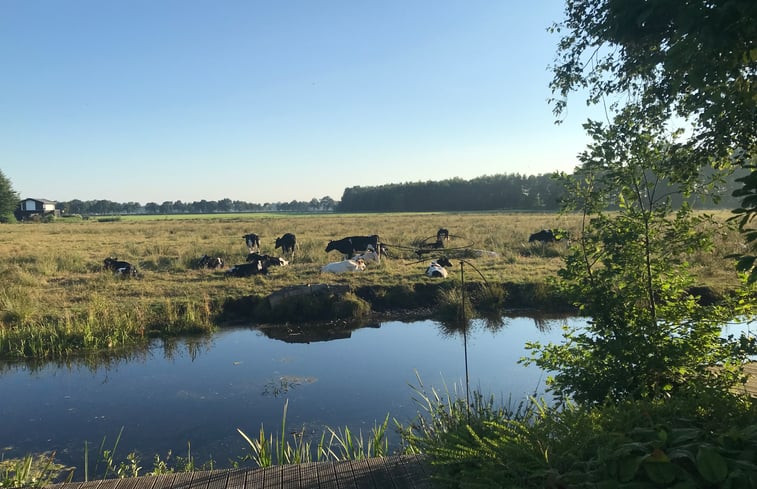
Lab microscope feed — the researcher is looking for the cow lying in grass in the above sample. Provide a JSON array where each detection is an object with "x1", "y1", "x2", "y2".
[
  {"x1": 352, "y1": 249, "x2": 380, "y2": 264},
  {"x1": 226, "y1": 261, "x2": 267, "y2": 277},
  {"x1": 321, "y1": 258, "x2": 366, "y2": 274},
  {"x1": 426, "y1": 257, "x2": 453, "y2": 278},
  {"x1": 103, "y1": 257, "x2": 138, "y2": 277},
  {"x1": 197, "y1": 254, "x2": 224, "y2": 269},
  {"x1": 246, "y1": 252, "x2": 288, "y2": 267}
]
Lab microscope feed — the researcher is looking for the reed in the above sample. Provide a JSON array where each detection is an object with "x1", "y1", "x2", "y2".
[{"x1": 238, "y1": 400, "x2": 393, "y2": 467}]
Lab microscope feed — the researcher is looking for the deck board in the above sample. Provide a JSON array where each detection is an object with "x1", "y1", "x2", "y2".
[{"x1": 41, "y1": 455, "x2": 431, "y2": 489}]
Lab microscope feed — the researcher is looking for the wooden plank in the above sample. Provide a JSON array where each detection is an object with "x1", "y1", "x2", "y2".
[
  {"x1": 262, "y1": 465, "x2": 281, "y2": 489},
  {"x1": 333, "y1": 460, "x2": 358, "y2": 489},
  {"x1": 170, "y1": 471, "x2": 194, "y2": 489},
  {"x1": 202, "y1": 470, "x2": 229, "y2": 489},
  {"x1": 222, "y1": 469, "x2": 246, "y2": 489},
  {"x1": 113, "y1": 476, "x2": 141, "y2": 489},
  {"x1": 398, "y1": 456, "x2": 432, "y2": 489},
  {"x1": 94, "y1": 478, "x2": 120, "y2": 489},
  {"x1": 345, "y1": 459, "x2": 374, "y2": 489},
  {"x1": 363, "y1": 458, "x2": 396, "y2": 489},
  {"x1": 245, "y1": 466, "x2": 265, "y2": 488},
  {"x1": 145, "y1": 473, "x2": 176, "y2": 489},
  {"x1": 78, "y1": 480, "x2": 105, "y2": 489},
  {"x1": 298, "y1": 462, "x2": 320, "y2": 489},
  {"x1": 316, "y1": 462, "x2": 339, "y2": 489},
  {"x1": 381, "y1": 456, "x2": 415, "y2": 489},
  {"x1": 280, "y1": 465, "x2": 301, "y2": 489}
]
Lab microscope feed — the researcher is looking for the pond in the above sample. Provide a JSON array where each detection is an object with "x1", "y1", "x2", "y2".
[{"x1": 0, "y1": 315, "x2": 584, "y2": 470}]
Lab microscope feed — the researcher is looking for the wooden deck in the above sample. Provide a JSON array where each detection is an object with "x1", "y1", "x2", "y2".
[{"x1": 44, "y1": 455, "x2": 435, "y2": 489}]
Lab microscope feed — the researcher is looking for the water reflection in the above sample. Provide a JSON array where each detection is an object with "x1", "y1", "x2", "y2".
[{"x1": 0, "y1": 315, "x2": 585, "y2": 472}]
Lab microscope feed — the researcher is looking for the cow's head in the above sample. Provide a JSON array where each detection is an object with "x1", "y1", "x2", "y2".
[{"x1": 325, "y1": 241, "x2": 335, "y2": 252}]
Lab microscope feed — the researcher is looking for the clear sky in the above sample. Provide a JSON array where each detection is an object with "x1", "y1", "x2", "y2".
[{"x1": 1, "y1": 1, "x2": 597, "y2": 205}]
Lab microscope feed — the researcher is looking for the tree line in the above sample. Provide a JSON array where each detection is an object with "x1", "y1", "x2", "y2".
[
  {"x1": 336, "y1": 170, "x2": 746, "y2": 212},
  {"x1": 56, "y1": 196, "x2": 338, "y2": 216}
]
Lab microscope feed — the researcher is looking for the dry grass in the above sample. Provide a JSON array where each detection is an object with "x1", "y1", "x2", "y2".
[{"x1": 0, "y1": 211, "x2": 744, "y2": 358}]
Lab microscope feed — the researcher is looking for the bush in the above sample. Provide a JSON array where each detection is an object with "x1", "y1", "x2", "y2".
[{"x1": 401, "y1": 387, "x2": 757, "y2": 488}]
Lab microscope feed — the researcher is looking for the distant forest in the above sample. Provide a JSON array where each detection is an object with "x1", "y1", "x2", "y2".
[
  {"x1": 335, "y1": 170, "x2": 746, "y2": 212},
  {"x1": 55, "y1": 171, "x2": 745, "y2": 216}
]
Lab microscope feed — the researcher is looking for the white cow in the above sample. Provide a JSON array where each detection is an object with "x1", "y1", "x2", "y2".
[
  {"x1": 352, "y1": 249, "x2": 380, "y2": 263},
  {"x1": 321, "y1": 258, "x2": 366, "y2": 274}
]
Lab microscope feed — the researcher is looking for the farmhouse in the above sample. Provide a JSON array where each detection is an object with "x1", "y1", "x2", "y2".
[{"x1": 17, "y1": 198, "x2": 60, "y2": 220}]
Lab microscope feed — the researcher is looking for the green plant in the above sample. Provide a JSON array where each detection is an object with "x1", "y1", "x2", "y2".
[
  {"x1": 525, "y1": 117, "x2": 752, "y2": 405},
  {"x1": 0, "y1": 452, "x2": 73, "y2": 488},
  {"x1": 238, "y1": 400, "x2": 394, "y2": 467}
]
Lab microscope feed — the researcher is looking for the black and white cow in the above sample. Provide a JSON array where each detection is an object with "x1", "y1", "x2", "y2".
[
  {"x1": 275, "y1": 233, "x2": 297, "y2": 257},
  {"x1": 243, "y1": 233, "x2": 261, "y2": 252},
  {"x1": 425, "y1": 256, "x2": 453, "y2": 278},
  {"x1": 226, "y1": 260, "x2": 267, "y2": 277},
  {"x1": 197, "y1": 254, "x2": 224, "y2": 269},
  {"x1": 437, "y1": 228, "x2": 450, "y2": 242},
  {"x1": 325, "y1": 235, "x2": 380, "y2": 259},
  {"x1": 246, "y1": 252, "x2": 288, "y2": 267},
  {"x1": 103, "y1": 257, "x2": 138, "y2": 277}
]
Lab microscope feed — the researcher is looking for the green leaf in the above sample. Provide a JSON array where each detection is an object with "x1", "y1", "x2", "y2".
[
  {"x1": 696, "y1": 446, "x2": 728, "y2": 483},
  {"x1": 643, "y1": 460, "x2": 676, "y2": 484},
  {"x1": 618, "y1": 455, "x2": 643, "y2": 482}
]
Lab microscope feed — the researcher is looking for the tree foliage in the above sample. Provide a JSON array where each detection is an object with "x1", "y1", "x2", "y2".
[
  {"x1": 551, "y1": 0, "x2": 757, "y2": 280},
  {"x1": 525, "y1": 117, "x2": 750, "y2": 404},
  {"x1": 0, "y1": 169, "x2": 19, "y2": 223}
]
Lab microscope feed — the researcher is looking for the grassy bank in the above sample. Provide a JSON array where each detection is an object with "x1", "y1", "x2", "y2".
[{"x1": 0, "y1": 211, "x2": 743, "y2": 360}]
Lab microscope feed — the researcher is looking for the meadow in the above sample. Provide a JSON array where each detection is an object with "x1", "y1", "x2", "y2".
[{"x1": 0, "y1": 211, "x2": 743, "y2": 360}]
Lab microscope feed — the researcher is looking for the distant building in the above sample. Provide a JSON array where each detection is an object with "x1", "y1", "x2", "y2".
[{"x1": 17, "y1": 198, "x2": 60, "y2": 220}]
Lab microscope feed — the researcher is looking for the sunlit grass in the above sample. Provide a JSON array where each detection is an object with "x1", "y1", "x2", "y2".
[{"x1": 0, "y1": 211, "x2": 742, "y2": 360}]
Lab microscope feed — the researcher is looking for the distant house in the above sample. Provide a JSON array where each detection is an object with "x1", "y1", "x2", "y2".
[{"x1": 17, "y1": 198, "x2": 60, "y2": 220}]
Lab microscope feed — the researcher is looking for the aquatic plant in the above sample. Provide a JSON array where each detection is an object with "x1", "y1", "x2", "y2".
[{"x1": 238, "y1": 400, "x2": 393, "y2": 467}]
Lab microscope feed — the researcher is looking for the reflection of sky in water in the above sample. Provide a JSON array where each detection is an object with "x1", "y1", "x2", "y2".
[{"x1": 0, "y1": 316, "x2": 588, "y2": 468}]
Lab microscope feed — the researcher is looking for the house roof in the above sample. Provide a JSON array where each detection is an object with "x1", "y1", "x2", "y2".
[{"x1": 21, "y1": 198, "x2": 57, "y2": 204}]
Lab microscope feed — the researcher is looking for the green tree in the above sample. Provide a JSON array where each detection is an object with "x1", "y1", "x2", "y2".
[
  {"x1": 551, "y1": 0, "x2": 756, "y2": 279},
  {"x1": 0, "y1": 169, "x2": 19, "y2": 223},
  {"x1": 525, "y1": 117, "x2": 750, "y2": 403}
]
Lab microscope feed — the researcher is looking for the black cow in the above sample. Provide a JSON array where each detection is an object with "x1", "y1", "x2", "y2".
[
  {"x1": 246, "y1": 252, "x2": 288, "y2": 267},
  {"x1": 197, "y1": 254, "x2": 224, "y2": 269},
  {"x1": 275, "y1": 233, "x2": 297, "y2": 256},
  {"x1": 243, "y1": 233, "x2": 260, "y2": 252},
  {"x1": 437, "y1": 228, "x2": 450, "y2": 242},
  {"x1": 103, "y1": 257, "x2": 138, "y2": 277},
  {"x1": 528, "y1": 229, "x2": 558, "y2": 243},
  {"x1": 226, "y1": 260, "x2": 267, "y2": 277},
  {"x1": 325, "y1": 235, "x2": 380, "y2": 259}
]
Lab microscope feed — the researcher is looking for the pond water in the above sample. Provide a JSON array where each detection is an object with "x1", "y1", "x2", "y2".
[
  {"x1": 0, "y1": 315, "x2": 579, "y2": 469},
  {"x1": 10, "y1": 314, "x2": 729, "y2": 471}
]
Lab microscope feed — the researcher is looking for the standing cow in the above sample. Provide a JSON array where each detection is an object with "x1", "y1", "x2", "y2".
[
  {"x1": 325, "y1": 235, "x2": 380, "y2": 259},
  {"x1": 275, "y1": 233, "x2": 297, "y2": 259},
  {"x1": 243, "y1": 233, "x2": 261, "y2": 252}
]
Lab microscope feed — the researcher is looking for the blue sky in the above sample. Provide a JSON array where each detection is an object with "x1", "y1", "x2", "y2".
[{"x1": 1, "y1": 1, "x2": 597, "y2": 205}]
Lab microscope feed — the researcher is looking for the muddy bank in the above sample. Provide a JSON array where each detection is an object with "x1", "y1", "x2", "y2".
[{"x1": 219, "y1": 281, "x2": 579, "y2": 325}]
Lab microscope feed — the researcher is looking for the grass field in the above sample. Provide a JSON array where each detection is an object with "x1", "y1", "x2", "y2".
[{"x1": 0, "y1": 211, "x2": 744, "y2": 360}]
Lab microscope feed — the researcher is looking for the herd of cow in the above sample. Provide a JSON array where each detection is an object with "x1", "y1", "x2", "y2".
[{"x1": 102, "y1": 227, "x2": 565, "y2": 280}]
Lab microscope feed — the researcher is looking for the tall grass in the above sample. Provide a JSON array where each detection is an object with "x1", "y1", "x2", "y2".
[{"x1": 237, "y1": 400, "x2": 391, "y2": 467}]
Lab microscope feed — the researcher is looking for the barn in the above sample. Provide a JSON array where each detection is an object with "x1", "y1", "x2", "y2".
[{"x1": 17, "y1": 198, "x2": 60, "y2": 220}]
